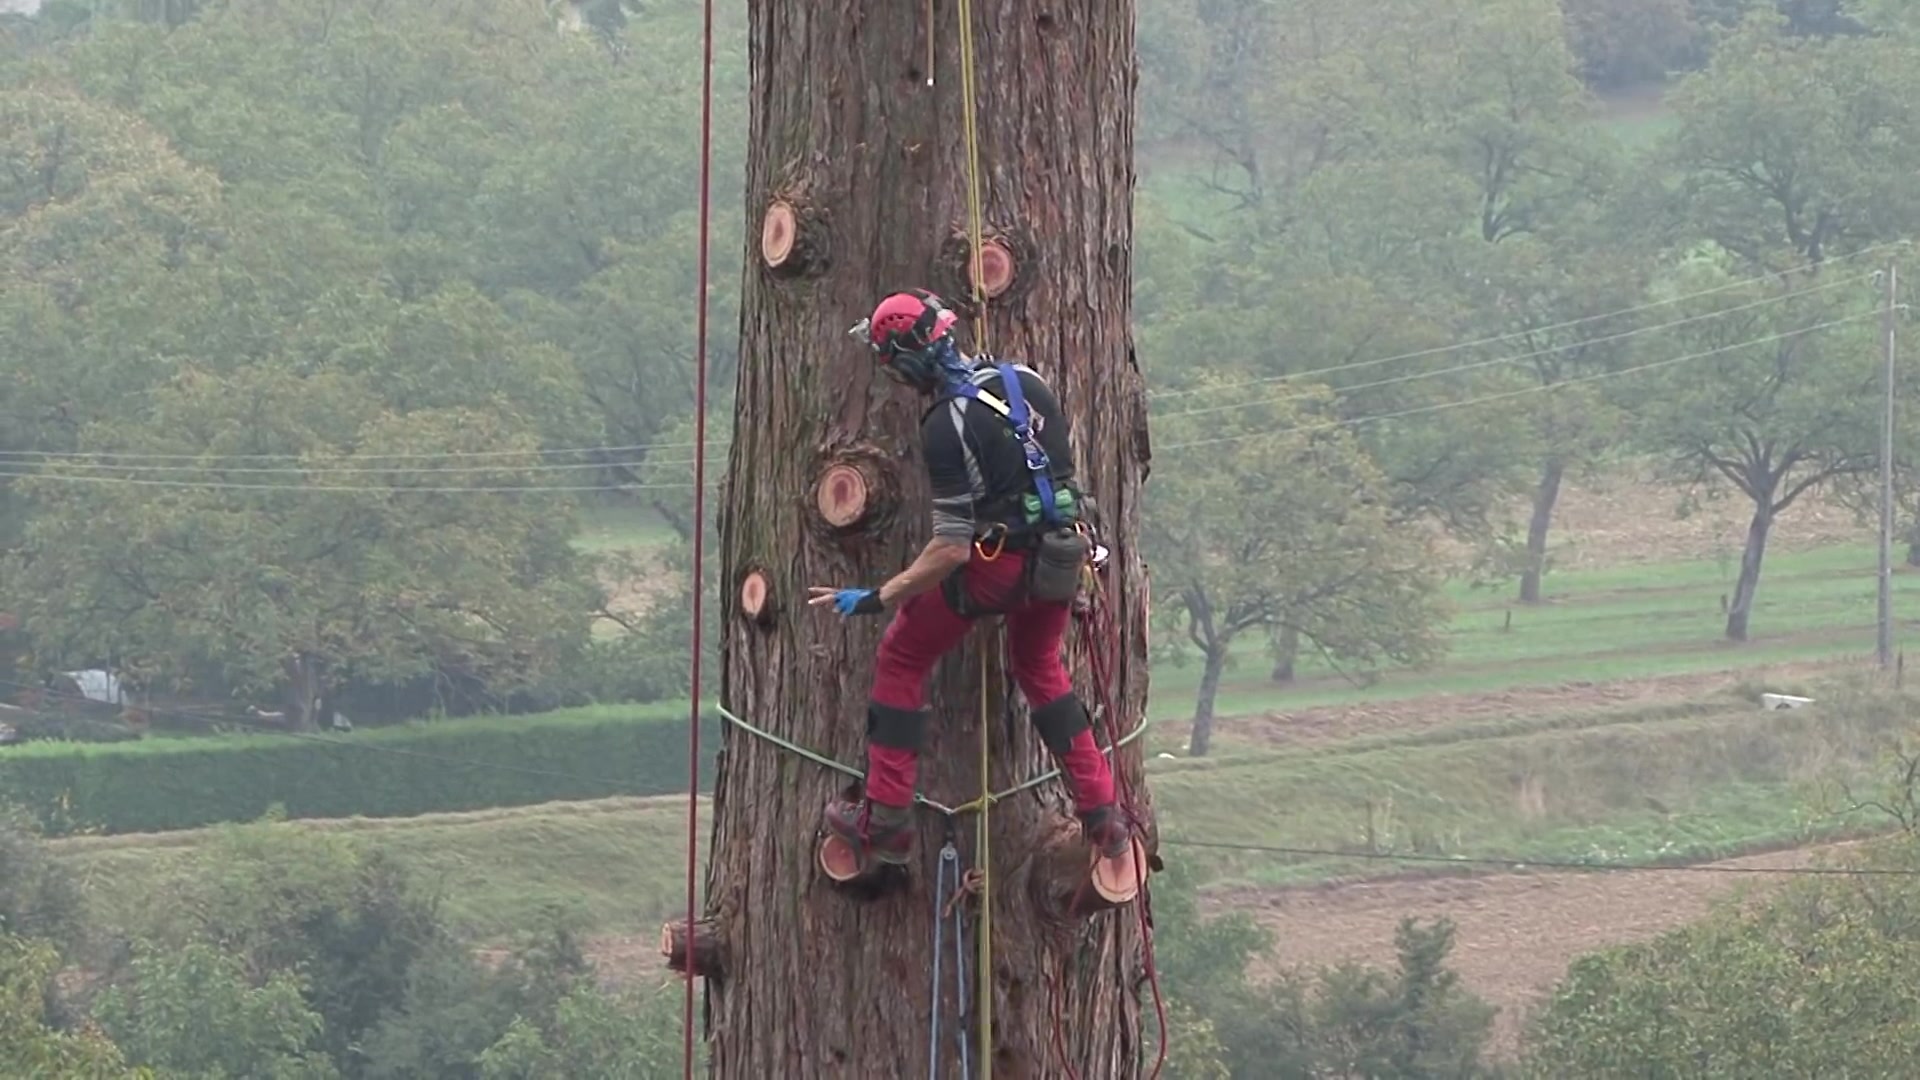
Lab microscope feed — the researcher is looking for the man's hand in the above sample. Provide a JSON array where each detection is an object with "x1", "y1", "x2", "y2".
[{"x1": 807, "y1": 586, "x2": 885, "y2": 617}]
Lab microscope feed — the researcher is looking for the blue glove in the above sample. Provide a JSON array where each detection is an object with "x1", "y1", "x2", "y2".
[{"x1": 831, "y1": 588, "x2": 885, "y2": 616}]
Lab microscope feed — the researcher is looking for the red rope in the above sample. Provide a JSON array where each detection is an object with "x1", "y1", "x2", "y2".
[
  {"x1": 681, "y1": 0, "x2": 715, "y2": 1072},
  {"x1": 1080, "y1": 581, "x2": 1170, "y2": 1080}
]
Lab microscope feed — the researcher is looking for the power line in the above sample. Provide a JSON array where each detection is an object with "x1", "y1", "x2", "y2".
[
  {"x1": 1, "y1": 457, "x2": 666, "y2": 477},
  {"x1": 1157, "y1": 313, "x2": 1882, "y2": 452},
  {"x1": 0, "y1": 437, "x2": 733, "y2": 464},
  {"x1": 1143, "y1": 239, "x2": 1911, "y2": 402},
  {"x1": 0, "y1": 469, "x2": 718, "y2": 493},
  {"x1": 1150, "y1": 274, "x2": 1870, "y2": 422},
  {"x1": 1160, "y1": 837, "x2": 1911, "y2": 876}
]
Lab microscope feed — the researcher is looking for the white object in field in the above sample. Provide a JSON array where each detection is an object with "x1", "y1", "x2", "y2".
[
  {"x1": 1156, "y1": 752, "x2": 1177, "y2": 760},
  {"x1": 1761, "y1": 693, "x2": 1814, "y2": 710}
]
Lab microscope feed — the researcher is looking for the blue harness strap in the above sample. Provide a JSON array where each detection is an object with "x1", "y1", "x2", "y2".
[{"x1": 954, "y1": 362, "x2": 1065, "y2": 526}]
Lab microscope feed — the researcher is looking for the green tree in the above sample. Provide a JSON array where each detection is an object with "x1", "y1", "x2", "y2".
[
  {"x1": 1619, "y1": 259, "x2": 1881, "y2": 640},
  {"x1": 3, "y1": 365, "x2": 598, "y2": 727},
  {"x1": 94, "y1": 941, "x2": 339, "y2": 1080},
  {"x1": 1525, "y1": 837, "x2": 1920, "y2": 1076},
  {"x1": 476, "y1": 982, "x2": 687, "y2": 1080},
  {"x1": 1561, "y1": 0, "x2": 1702, "y2": 90},
  {"x1": 1659, "y1": 14, "x2": 1920, "y2": 266},
  {"x1": 0, "y1": 935, "x2": 148, "y2": 1079},
  {"x1": 102, "y1": 820, "x2": 447, "y2": 1072},
  {"x1": 0, "y1": 803, "x2": 83, "y2": 949},
  {"x1": 1147, "y1": 385, "x2": 1448, "y2": 755}
]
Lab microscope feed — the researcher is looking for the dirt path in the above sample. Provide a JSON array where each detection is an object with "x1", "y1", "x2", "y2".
[{"x1": 1205, "y1": 842, "x2": 1863, "y2": 1058}]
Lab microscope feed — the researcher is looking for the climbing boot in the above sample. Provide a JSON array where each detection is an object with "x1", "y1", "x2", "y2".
[
  {"x1": 824, "y1": 798, "x2": 915, "y2": 868},
  {"x1": 1077, "y1": 803, "x2": 1132, "y2": 862}
]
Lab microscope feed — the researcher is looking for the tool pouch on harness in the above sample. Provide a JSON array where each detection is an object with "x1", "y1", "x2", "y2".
[{"x1": 1026, "y1": 526, "x2": 1091, "y2": 604}]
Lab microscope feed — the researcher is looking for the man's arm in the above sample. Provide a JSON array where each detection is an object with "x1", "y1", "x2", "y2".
[{"x1": 878, "y1": 405, "x2": 978, "y2": 605}]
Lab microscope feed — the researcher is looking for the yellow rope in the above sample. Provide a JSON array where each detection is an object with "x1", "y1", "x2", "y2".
[
  {"x1": 956, "y1": 0, "x2": 989, "y2": 353},
  {"x1": 952, "y1": 0, "x2": 994, "y2": 1071},
  {"x1": 975, "y1": 646, "x2": 993, "y2": 1080},
  {"x1": 954, "y1": 2, "x2": 992, "y2": 1071}
]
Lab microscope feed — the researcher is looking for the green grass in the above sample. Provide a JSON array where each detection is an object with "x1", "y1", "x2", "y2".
[
  {"x1": 1145, "y1": 542, "x2": 1899, "y2": 727},
  {"x1": 53, "y1": 684, "x2": 1912, "y2": 943},
  {"x1": 57, "y1": 797, "x2": 710, "y2": 943},
  {"x1": 1150, "y1": 687, "x2": 1907, "y2": 888}
]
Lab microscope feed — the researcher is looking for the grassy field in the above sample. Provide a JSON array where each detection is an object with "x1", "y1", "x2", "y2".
[
  {"x1": 1144, "y1": 539, "x2": 1901, "y2": 730},
  {"x1": 53, "y1": 676, "x2": 1911, "y2": 946}
]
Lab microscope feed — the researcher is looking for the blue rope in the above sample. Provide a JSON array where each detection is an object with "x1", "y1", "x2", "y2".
[{"x1": 929, "y1": 842, "x2": 973, "y2": 1080}]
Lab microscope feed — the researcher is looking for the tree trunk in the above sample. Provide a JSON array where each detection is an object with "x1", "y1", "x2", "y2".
[
  {"x1": 1725, "y1": 499, "x2": 1776, "y2": 642},
  {"x1": 1906, "y1": 514, "x2": 1920, "y2": 569},
  {"x1": 702, "y1": 4, "x2": 1151, "y2": 1078},
  {"x1": 1190, "y1": 646, "x2": 1227, "y2": 758},
  {"x1": 1518, "y1": 458, "x2": 1566, "y2": 604},
  {"x1": 281, "y1": 653, "x2": 322, "y2": 733},
  {"x1": 1269, "y1": 624, "x2": 1298, "y2": 684}
]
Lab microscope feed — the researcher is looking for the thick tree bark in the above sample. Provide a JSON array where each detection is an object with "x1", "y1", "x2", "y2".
[
  {"x1": 1518, "y1": 458, "x2": 1566, "y2": 604},
  {"x1": 1726, "y1": 500, "x2": 1776, "y2": 642},
  {"x1": 1189, "y1": 646, "x2": 1226, "y2": 758},
  {"x1": 702, "y1": 3, "x2": 1151, "y2": 1077}
]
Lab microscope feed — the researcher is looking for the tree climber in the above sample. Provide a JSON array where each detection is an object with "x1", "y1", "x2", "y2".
[{"x1": 808, "y1": 288, "x2": 1129, "y2": 872}]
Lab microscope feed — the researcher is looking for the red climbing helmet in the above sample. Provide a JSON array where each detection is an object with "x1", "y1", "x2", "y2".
[{"x1": 849, "y1": 289, "x2": 958, "y2": 389}]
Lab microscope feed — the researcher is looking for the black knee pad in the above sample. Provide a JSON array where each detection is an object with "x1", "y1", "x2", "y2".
[
  {"x1": 867, "y1": 702, "x2": 928, "y2": 752},
  {"x1": 1030, "y1": 693, "x2": 1090, "y2": 756}
]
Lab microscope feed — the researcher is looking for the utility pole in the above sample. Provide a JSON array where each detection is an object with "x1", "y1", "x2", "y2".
[{"x1": 1880, "y1": 260, "x2": 1898, "y2": 670}]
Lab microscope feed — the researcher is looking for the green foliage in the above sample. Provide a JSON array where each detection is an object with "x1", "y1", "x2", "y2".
[
  {"x1": 0, "y1": 935, "x2": 149, "y2": 1079},
  {"x1": 1659, "y1": 13, "x2": 1920, "y2": 263},
  {"x1": 0, "y1": 705, "x2": 717, "y2": 835},
  {"x1": 1526, "y1": 837, "x2": 1920, "y2": 1076},
  {"x1": 1147, "y1": 384, "x2": 1450, "y2": 748},
  {"x1": 94, "y1": 941, "x2": 339, "y2": 1080},
  {"x1": 0, "y1": 803, "x2": 83, "y2": 948},
  {"x1": 1148, "y1": 861, "x2": 1496, "y2": 1078},
  {"x1": 3, "y1": 365, "x2": 601, "y2": 722},
  {"x1": 1561, "y1": 0, "x2": 1704, "y2": 89},
  {"x1": 476, "y1": 981, "x2": 687, "y2": 1080},
  {"x1": 114, "y1": 823, "x2": 448, "y2": 1070}
]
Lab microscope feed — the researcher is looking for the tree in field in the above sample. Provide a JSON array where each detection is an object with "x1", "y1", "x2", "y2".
[
  {"x1": 1440, "y1": 224, "x2": 1645, "y2": 604},
  {"x1": 2, "y1": 366, "x2": 599, "y2": 727},
  {"x1": 1146, "y1": 387, "x2": 1448, "y2": 755},
  {"x1": 1658, "y1": 14, "x2": 1920, "y2": 267},
  {"x1": 1621, "y1": 260, "x2": 1880, "y2": 641},
  {"x1": 682, "y1": 2, "x2": 1156, "y2": 1074}
]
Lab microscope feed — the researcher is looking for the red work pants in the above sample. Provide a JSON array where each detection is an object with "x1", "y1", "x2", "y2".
[{"x1": 863, "y1": 549, "x2": 1116, "y2": 814}]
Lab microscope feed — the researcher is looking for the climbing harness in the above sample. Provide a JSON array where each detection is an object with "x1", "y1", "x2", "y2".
[
  {"x1": 930, "y1": 838, "x2": 974, "y2": 1080},
  {"x1": 951, "y1": 363, "x2": 1069, "y2": 526}
]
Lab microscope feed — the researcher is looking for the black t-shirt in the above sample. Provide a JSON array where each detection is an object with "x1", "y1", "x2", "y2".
[{"x1": 919, "y1": 360, "x2": 1076, "y2": 542}]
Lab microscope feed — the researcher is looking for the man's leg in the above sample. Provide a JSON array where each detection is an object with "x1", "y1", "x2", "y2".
[
  {"x1": 825, "y1": 580, "x2": 974, "y2": 864},
  {"x1": 1004, "y1": 592, "x2": 1128, "y2": 858}
]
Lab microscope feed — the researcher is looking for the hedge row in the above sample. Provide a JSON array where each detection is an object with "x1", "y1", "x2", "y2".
[{"x1": 0, "y1": 703, "x2": 719, "y2": 836}]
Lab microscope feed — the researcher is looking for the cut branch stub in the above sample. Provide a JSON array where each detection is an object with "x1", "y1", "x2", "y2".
[
  {"x1": 815, "y1": 463, "x2": 869, "y2": 529},
  {"x1": 974, "y1": 237, "x2": 1014, "y2": 297},
  {"x1": 759, "y1": 196, "x2": 828, "y2": 277},
  {"x1": 738, "y1": 567, "x2": 775, "y2": 626},
  {"x1": 936, "y1": 226, "x2": 1039, "y2": 314},
  {"x1": 1027, "y1": 817, "x2": 1151, "y2": 923},
  {"x1": 660, "y1": 918, "x2": 727, "y2": 980},
  {"x1": 810, "y1": 450, "x2": 896, "y2": 537}
]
